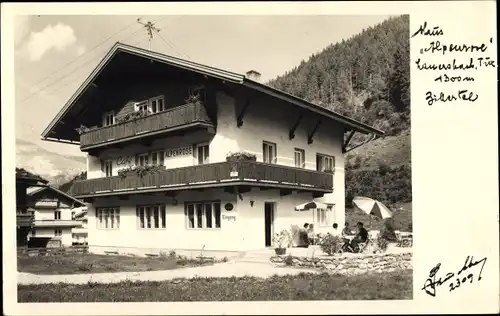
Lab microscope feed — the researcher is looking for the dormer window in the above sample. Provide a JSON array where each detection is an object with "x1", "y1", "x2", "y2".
[{"x1": 102, "y1": 111, "x2": 115, "y2": 127}]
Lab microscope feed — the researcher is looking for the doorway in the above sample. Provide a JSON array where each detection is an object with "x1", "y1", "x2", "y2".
[{"x1": 264, "y1": 202, "x2": 275, "y2": 247}]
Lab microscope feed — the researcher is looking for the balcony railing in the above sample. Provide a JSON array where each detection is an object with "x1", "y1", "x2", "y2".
[
  {"x1": 80, "y1": 102, "x2": 214, "y2": 149},
  {"x1": 33, "y1": 220, "x2": 83, "y2": 228},
  {"x1": 72, "y1": 161, "x2": 333, "y2": 197},
  {"x1": 17, "y1": 214, "x2": 34, "y2": 227}
]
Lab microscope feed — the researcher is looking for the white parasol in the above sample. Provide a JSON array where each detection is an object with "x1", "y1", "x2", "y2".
[
  {"x1": 352, "y1": 196, "x2": 393, "y2": 228},
  {"x1": 294, "y1": 201, "x2": 328, "y2": 211}
]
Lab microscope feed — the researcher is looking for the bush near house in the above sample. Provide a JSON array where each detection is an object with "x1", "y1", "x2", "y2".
[{"x1": 18, "y1": 270, "x2": 413, "y2": 302}]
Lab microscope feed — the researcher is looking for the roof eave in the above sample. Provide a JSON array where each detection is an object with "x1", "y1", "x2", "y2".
[
  {"x1": 243, "y1": 79, "x2": 385, "y2": 136},
  {"x1": 28, "y1": 185, "x2": 86, "y2": 207},
  {"x1": 41, "y1": 42, "x2": 245, "y2": 141}
]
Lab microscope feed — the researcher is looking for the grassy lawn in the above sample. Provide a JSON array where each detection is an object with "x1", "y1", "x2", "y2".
[
  {"x1": 18, "y1": 270, "x2": 412, "y2": 301},
  {"x1": 18, "y1": 253, "x2": 214, "y2": 275}
]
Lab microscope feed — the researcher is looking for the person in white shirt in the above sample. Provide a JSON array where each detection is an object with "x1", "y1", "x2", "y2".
[{"x1": 331, "y1": 223, "x2": 340, "y2": 237}]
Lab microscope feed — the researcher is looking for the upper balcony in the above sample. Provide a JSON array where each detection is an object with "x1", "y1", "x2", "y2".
[
  {"x1": 71, "y1": 161, "x2": 333, "y2": 198},
  {"x1": 80, "y1": 102, "x2": 215, "y2": 151}
]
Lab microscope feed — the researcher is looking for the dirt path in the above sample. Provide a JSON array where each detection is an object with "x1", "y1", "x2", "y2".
[{"x1": 17, "y1": 261, "x2": 319, "y2": 285}]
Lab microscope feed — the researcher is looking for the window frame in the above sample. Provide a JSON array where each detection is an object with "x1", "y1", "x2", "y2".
[
  {"x1": 313, "y1": 205, "x2": 332, "y2": 227},
  {"x1": 185, "y1": 201, "x2": 221, "y2": 230},
  {"x1": 316, "y1": 153, "x2": 335, "y2": 172},
  {"x1": 102, "y1": 111, "x2": 115, "y2": 127},
  {"x1": 263, "y1": 141, "x2": 277, "y2": 164},
  {"x1": 95, "y1": 207, "x2": 121, "y2": 230},
  {"x1": 136, "y1": 204, "x2": 167, "y2": 229},
  {"x1": 54, "y1": 228, "x2": 62, "y2": 237},
  {"x1": 149, "y1": 95, "x2": 165, "y2": 113},
  {"x1": 193, "y1": 143, "x2": 210, "y2": 165},
  {"x1": 136, "y1": 153, "x2": 150, "y2": 167},
  {"x1": 150, "y1": 150, "x2": 165, "y2": 167},
  {"x1": 54, "y1": 210, "x2": 62, "y2": 220},
  {"x1": 294, "y1": 148, "x2": 306, "y2": 168},
  {"x1": 102, "y1": 159, "x2": 113, "y2": 177},
  {"x1": 134, "y1": 100, "x2": 149, "y2": 112}
]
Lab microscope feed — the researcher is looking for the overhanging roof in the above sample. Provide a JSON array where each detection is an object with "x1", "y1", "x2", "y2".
[
  {"x1": 16, "y1": 168, "x2": 49, "y2": 186},
  {"x1": 28, "y1": 185, "x2": 86, "y2": 208},
  {"x1": 41, "y1": 42, "x2": 384, "y2": 142}
]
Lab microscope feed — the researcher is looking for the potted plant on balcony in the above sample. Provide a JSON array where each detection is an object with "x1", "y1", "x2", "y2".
[
  {"x1": 117, "y1": 165, "x2": 166, "y2": 178},
  {"x1": 75, "y1": 125, "x2": 90, "y2": 135},
  {"x1": 323, "y1": 168, "x2": 335, "y2": 174},
  {"x1": 272, "y1": 229, "x2": 292, "y2": 255},
  {"x1": 185, "y1": 93, "x2": 202, "y2": 105},
  {"x1": 226, "y1": 151, "x2": 257, "y2": 162}
]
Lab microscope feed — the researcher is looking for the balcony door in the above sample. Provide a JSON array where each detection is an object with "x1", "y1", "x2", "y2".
[{"x1": 264, "y1": 202, "x2": 275, "y2": 247}]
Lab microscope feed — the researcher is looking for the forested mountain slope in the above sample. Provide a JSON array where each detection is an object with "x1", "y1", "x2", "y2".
[{"x1": 268, "y1": 15, "x2": 411, "y2": 208}]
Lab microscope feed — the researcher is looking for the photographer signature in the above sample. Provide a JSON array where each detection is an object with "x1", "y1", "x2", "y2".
[{"x1": 422, "y1": 256, "x2": 487, "y2": 297}]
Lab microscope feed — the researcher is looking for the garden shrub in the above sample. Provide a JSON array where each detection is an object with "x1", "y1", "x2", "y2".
[
  {"x1": 168, "y1": 250, "x2": 177, "y2": 259},
  {"x1": 284, "y1": 254, "x2": 294, "y2": 266},
  {"x1": 318, "y1": 233, "x2": 343, "y2": 256},
  {"x1": 376, "y1": 236, "x2": 389, "y2": 252}
]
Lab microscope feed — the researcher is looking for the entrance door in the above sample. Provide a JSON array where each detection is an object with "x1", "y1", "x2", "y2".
[{"x1": 264, "y1": 202, "x2": 275, "y2": 247}]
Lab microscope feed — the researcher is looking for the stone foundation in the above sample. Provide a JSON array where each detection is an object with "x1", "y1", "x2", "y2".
[{"x1": 270, "y1": 252, "x2": 412, "y2": 275}]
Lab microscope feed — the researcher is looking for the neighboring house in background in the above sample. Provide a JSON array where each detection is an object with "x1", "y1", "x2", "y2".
[
  {"x1": 72, "y1": 207, "x2": 88, "y2": 245},
  {"x1": 41, "y1": 42, "x2": 383, "y2": 254},
  {"x1": 16, "y1": 168, "x2": 49, "y2": 247},
  {"x1": 27, "y1": 186, "x2": 86, "y2": 247}
]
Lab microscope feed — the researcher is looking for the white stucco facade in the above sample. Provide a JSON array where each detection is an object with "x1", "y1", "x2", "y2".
[
  {"x1": 84, "y1": 90, "x2": 346, "y2": 254},
  {"x1": 29, "y1": 209, "x2": 75, "y2": 247}
]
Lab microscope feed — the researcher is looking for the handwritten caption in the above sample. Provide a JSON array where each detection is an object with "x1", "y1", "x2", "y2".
[
  {"x1": 412, "y1": 22, "x2": 496, "y2": 106},
  {"x1": 422, "y1": 255, "x2": 487, "y2": 297}
]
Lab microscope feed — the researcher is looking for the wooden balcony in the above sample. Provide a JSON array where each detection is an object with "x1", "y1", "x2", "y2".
[
  {"x1": 17, "y1": 214, "x2": 34, "y2": 228},
  {"x1": 71, "y1": 161, "x2": 333, "y2": 198},
  {"x1": 80, "y1": 102, "x2": 215, "y2": 150}
]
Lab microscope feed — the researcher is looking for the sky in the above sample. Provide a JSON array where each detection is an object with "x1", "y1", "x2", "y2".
[{"x1": 14, "y1": 14, "x2": 392, "y2": 157}]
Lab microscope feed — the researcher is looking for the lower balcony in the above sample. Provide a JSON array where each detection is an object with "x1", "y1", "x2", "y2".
[
  {"x1": 71, "y1": 161, "x2": 333, "y2": 198},
  {"x1": 17, "y1": 214, "x2": 34, "y2": 227},
  {"x1": 33, "y1": 220, "x2": 83, "y2": 228}
]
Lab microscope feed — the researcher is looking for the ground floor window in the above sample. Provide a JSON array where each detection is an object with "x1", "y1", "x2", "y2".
[
  {"x1": 185, "y1": 201, "x2": 221, "y2": 229},
  {"x1": 96, "y1": 207, "x2": 120, "y2": 229},
  {"x1": 54, "y1": 229, "x2": 62, "y2": 237},
  {"x1": 313, "y1": 205, "x2": 333, "y2": 227},
  {"x1": 136, "y1": 205, "x2": 167, "y2": 229}
]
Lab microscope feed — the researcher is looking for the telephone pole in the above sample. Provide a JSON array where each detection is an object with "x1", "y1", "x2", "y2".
[{"x1": 137, "y1": 18, "x2": 161, "y2": 51}]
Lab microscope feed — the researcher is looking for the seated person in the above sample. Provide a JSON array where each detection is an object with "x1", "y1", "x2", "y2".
[
  {"x1": 350, "y1": 222, "x2": 369, "y2": 253},
  {"x1": 342, "y1": 222, "x2": 353, "y2": 236},
  {"x1": 341, "y1": 222, "x2": 353, "y2": 251},
  {"x1": 307, "y1": 223, "x2": 315, "y2": 245},
  {"x1": 298, "y1": 223, "x2": 310, "y2": 248},
  {"x1": 331, "y1": 223, "x2": 340, "y2": 237}
]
